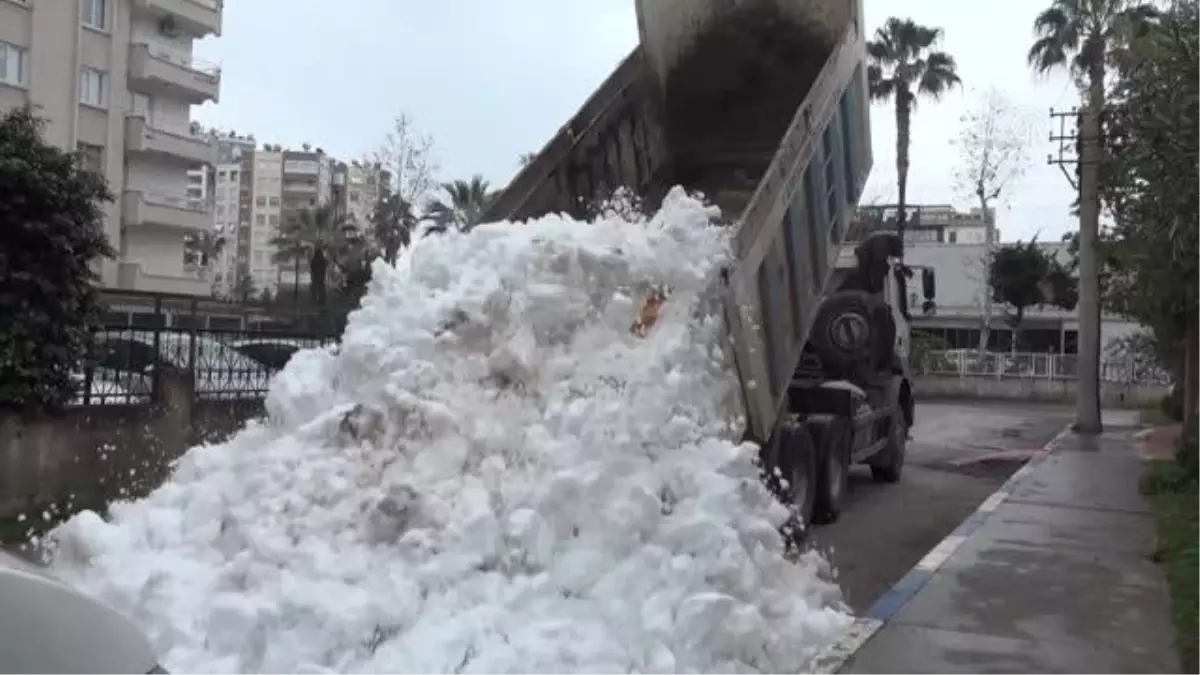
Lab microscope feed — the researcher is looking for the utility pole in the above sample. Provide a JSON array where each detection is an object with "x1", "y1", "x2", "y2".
[{"x1": 1048, "y1": 106, "x2": 1103, "y2": 434}]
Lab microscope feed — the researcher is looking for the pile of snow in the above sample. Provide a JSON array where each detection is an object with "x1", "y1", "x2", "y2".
[{"x1": 45, "y1": 189, "x2": 851, "y2": 673}]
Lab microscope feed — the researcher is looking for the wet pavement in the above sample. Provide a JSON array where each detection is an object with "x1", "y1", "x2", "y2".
[
  {"x1": 838, "y1": 417, "x2": 1179, "y2": 674},
  {"x1": 811, "y1": 401, "x2": 1074, "y2": 612}
]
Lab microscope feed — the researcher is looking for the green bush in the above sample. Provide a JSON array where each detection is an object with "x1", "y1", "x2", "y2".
[{"x1": 0, "y1": 107, "x2": 114, "y2": 411}]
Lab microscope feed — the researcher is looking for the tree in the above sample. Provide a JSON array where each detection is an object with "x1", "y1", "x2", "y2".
[
  {"x1": 426, "y1": 175, "x2": 496, "y2": 234},
  {"x1": 370, "y1": 193, "x2": 417, "y2": 265},
  {"x1": 270, "y1": 204, "x2": 355, "y2": 305},
  {"x1": 183, "y1": 230, "x2": 225, "y2": 273},
  {"x1": 0, "y1": 107, "x2": 115, "y2": 410},
  {"x1": 371, "y1": 113, "x2": 439, "y2": 213},
  {"x1": 952, "y1": 87, "x2": 1035, "y2": 355},
  {"x1": 1028, "y1": 0, "x2": 1158, "y2": 433},
  {"x1": 231, "y1": 272, "x2": 256, "y2": 303},
  {"x1": 867, "y1": 18, "x2": 962, "y2": 245},
  {"x1": 987, "y1": 240, "x2": 1078, "y2": 349},
  {"x1": 1097, "y1": 0, "x2": 1199, "y2": 431}
]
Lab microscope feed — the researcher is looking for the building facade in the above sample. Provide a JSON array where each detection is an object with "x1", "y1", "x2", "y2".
[
  {"x1": 1, "y1": 0, "x2": 223, "y2": 295},
  {"x1": 185, "y1": 131, "x2": 254, "y2": 297},
  {"x1": 856, "y1": 204, "x2": 998, "y2": 244},
  {"x1": 899, "y1": 241, "x2": 1141, "y2": 354}
]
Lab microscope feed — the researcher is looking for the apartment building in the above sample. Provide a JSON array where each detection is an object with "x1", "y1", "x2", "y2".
[
  {"x1": 333, "y1": 160, "x2": 392, "y2": 229},
  {"x1": 184, "y1": 131, "x2": 254, "y2": 296},
  {"x1": 0, "y1": 0, "x2": 223, "y2": 295}
]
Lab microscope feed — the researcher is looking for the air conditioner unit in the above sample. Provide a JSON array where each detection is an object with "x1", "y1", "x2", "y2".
[{"x1": 159, "y1": 17, "x2": 182, "y2": 38}]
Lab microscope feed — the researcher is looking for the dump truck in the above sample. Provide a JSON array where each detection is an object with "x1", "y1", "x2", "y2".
[{"x1": 484, "y1": 0, "x2": 936, "y2": 532}]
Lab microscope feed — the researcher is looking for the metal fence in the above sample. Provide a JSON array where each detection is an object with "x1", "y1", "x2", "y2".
[
  {"x1": 915, "y1": 349, "x2": 1173, "y2": 385},
  {"x1": 73, "y1": 326, "x2": 339, "y2": 406}
]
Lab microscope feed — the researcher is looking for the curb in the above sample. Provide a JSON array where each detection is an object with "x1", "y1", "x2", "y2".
[{"x1": 800, "y1": 423, "x2": 1077, "y2": 674}]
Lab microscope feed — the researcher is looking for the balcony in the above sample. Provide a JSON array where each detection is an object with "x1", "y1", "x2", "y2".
[
  {"x1": 283, "y1": 180, "x2": 320, "y2": 194},
  {"x1": 132, "y1": 0, "x2": 222, "y2": 37},
  {"x1": 125, "y1": 116, "x2": 215, "y2": 165},
  {"x1": 123, "y1": 190, "x2": 212, "y2": 231},
  {"x1": 117, "y1": 262, "x2": 210, "y2": 296},
  {"x1": 128, "y1": 43, "x2": 220, "y2": 104}
]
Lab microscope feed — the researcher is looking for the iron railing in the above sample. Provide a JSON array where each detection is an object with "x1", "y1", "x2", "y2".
[
  {"x1": 915, "y1": 349, "x2": 1173, "y2": 385},
  {"x1": 73, "y1": 326, "x2": 339, "y2": 406}
]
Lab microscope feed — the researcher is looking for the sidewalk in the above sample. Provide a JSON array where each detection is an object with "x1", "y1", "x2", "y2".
[{"x1": 831, "y1": 418, "x2": 1180, "y2": 674}]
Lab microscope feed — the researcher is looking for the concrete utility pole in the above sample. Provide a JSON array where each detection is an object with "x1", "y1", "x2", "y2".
[{"x1": 1049, "y1": 106, "x2": 1103, "y2": 433}]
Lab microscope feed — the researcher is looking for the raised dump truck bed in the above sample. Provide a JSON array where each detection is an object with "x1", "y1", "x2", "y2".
[{"x1": 486, "y1": 0, "x2": 911, "y2": 532}]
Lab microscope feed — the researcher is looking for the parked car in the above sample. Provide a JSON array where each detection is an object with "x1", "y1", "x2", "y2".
[
  {"x1": 227, "y1": 337, "x2": 320, "y2": 372},
  {"x1": 0, "y1": 549, "x2": 162, "y2": 673},
  {"x1": 90, "y1": 330, "x2": 271, "y2": 401},
  {"x1": 69, "y1": 371, "x2": 137, "y2": 406}
]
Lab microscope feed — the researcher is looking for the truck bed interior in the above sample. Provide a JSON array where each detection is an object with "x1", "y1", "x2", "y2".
[{"x1": 658, "y1": 0, "x2": 837, "y2": 219}]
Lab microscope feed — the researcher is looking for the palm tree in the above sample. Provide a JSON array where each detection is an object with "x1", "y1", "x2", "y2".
[
  {"x1": 270, "y1": 221, "x2": 308, "y2": 304},
  {"x1": 183, "y1": 230, "x2": 225, "y2": 272},
  {"x1": 866, "y1": 18, "x2": 962, "y2": 244},
  {"x1": 371, "y1": 193, "x2": 417, "y2": 264},
  {"x1": 270, "y1": 204, "x2": 354, "y2": 305},
  {"x1": 1027, "y1": 0, "x2": 1156, "y2": 433},
  {"x1": 425, "y1": 175, "x2": 496, "y2": 234},
  {"x1": 231, "y1": 272, "x2": 256, "y2": 303}
]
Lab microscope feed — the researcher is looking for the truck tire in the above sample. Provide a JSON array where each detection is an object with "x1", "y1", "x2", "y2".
[
  {"x1": 811, "y1": 291, "x2": 888, "y2": 370},
  {"x1": 812, "y1": 416, "x2": 852, "y2": 524},
  {"x1": 768, "y1": 418, "x2": 817, "y2": 545},
  {"x1": 870, "y1": 410, "x2": 907, "y2": 483}
]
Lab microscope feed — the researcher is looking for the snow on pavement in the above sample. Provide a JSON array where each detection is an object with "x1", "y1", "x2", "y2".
[{"x1": 44, "y1": 189, "x2": 852, "y2": 673}]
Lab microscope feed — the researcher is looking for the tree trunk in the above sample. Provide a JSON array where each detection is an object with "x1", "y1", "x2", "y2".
[
  {"x1": 311, "y1": 250, "x2": 328, "y2": 305},
  {"x1": 894, "y1": 95, "x2": 911, "y2": 250},
  {"x1": 978, "y1": 195, "x2": 995, "y2": 357},
  {"x1": 292, "y1": 261, "x2": 300, "y2": 304},
  {"x1": 1185, "y1": 326, "x2": 1199, "y2": 433},
  {"x1": 1075, "y1": 65, "x2": 1106, "y2": 434}
]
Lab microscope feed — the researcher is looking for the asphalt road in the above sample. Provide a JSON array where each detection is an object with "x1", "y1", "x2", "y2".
[{"x1": 808, "y1": 400, "x2": 1076, "y2": 613}]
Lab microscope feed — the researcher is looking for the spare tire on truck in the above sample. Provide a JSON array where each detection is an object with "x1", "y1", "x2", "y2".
[{"x1": 810, "y1": 290, "x2": 893, "y2": 371}]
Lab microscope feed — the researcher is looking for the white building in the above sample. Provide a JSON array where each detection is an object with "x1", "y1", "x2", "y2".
[
  {"x1": 0, "y1": 0, "x2": 223, "y2": 295},
  {"x1": 901, "y1": 241, "x2": 1142, "y2": 353}
]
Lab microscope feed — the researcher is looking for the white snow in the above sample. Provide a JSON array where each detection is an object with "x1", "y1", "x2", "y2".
[{"x1": 44, "y1": 189, "x2": 851, "y2": 673}]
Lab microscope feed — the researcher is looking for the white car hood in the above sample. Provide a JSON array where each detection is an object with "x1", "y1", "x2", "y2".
[{"x1": 0, "y1": 550, "x2": 158, "y2": 674}]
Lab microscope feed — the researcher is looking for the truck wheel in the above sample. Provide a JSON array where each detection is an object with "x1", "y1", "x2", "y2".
[
  {"x1": 870, "y1": 411, "x2": 907, "y2": 483},
  {"x1": 812, "y1": 417, "x2": 852, "y2": 524},
  {"x1": 811, "y1": 291, "x2": 888, "y2": 370},
  {"x1": 773, "y1": 419, "x2": 817, "y2": 545}
]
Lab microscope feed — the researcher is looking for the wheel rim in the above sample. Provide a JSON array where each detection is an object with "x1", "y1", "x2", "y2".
[{"x1": 829, "y1": 312, "x2": 869, "y2": 353}]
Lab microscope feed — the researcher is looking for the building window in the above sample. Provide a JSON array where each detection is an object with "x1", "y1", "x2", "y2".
[
  {"x1": 80, "y1": 0, "x2": 107, "y2": 30},
  {"x1": 255, "y1": 214, "x2": 266, "y2": 225},
  {"x1": 948, "y1": 230, "x2": 958, "y2": 244},
  {"x1": 268, "y1": 196, "x2": 280, "y2": 207},
  {"x1": 79, "y1": 68, "x2": 108, "y2": 107},
  {"x1": 256, "y1": 196, "x2": 266, "y2": 207},
  {"x1": 0, "y1": 42, "x2": 28, "y2": 88},
  {"x1": 268, "y1": 214, "x2": 279, "y2": 226},
  {"x1": 77, "y1": 143, "x2": 104, "y2": 174}
]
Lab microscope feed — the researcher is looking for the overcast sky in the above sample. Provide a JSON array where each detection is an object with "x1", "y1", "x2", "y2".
[{"x1": 194, "y1": 0, "x2": 1082, "y2": 242}]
